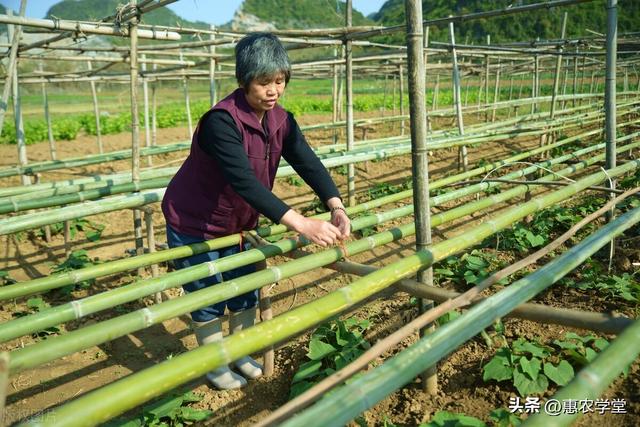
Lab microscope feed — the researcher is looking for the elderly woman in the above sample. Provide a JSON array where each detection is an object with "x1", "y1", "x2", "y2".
[{"x1": 161, "y1": 33, "x2": 350, "y2": 389}]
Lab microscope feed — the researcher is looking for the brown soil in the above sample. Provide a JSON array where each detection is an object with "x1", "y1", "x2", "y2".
[{"x1": 1, "y1": 112, "x2": 638, "y2": 427}]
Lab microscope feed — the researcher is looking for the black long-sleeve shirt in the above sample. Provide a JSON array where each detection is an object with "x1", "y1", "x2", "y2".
[{"x1": 197, "y1": 110, "x2": 340, "y2": 223}]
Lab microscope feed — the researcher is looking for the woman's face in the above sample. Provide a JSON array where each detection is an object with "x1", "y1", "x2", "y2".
[{"x1": 243, "y1": 73, "x2": 286, "y2": 120}]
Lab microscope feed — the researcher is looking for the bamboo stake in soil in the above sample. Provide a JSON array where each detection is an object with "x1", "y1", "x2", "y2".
[
  {"x1": 209, "y1": 25, "x2": 217, "y2": 106},
  {"x1": 0, "y1": 5, "x2": 25, "y2": 138},
  {"x1": 141, "y1": 55, "x2": 152, "y2": 167},
  {"x1": 449, "y1": 21, "x2": 467, "y2": 171},
  {"x1": 405, "y1": 0, "x2": 437, "y2": 395},
  {"x1": 9, "y1": 12, "x2": 29, "y2": 187},
  {"x1": 180, "y1": 51, "x2": 193, "y2": 137},
  {"x1": 39, "y1": 62, "x2": 56, "y2": 161},
  {"x1": 129, "y1": 0, "x2": 144, "y2": 262},
  {"x1": 345, "y1": 0, "x2": 355, "y2": 207},
  {"x1": 143, "y1": 208, "x2": 161, "y2": 304},
  {"x1": 87, "y1": 61, "x2": 103, "y2": 154},
  {"x1": 491, "y1": 58, "x2": 501, "y2": 122}
]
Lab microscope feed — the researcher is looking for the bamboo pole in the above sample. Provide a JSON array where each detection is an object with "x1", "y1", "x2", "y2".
[
  {"x1": 491, "y1": 58, "x2": 501, "y2": 122},
  {"x1": 432, "y1": 63, "x2": 440, "y2": 111},
  {"x1": 449, "y1": 21, "x2": 467, "y2": 171},
  {"x1": 0, "y1": 352, "x2": 8, "y2": 414},
  {"x1": 282, "y1": 206, "x2": 640, "y2": 427},
  {"x1": 332, "y1": 46, "x2": 339, "y2": 143},
  {"x1": 405, "y1": 0, "x2": 437, "y2": 395},
  {"x1": 143, "y1": 208, "x2": 162, "y2": 303},
  {"x1": 399, "y1": 63, "x2": 405, "y2": 135},
  {"x1": 533, "y1": 53, "x2": 540, "y2": 114},
  {"x1": 10, "y1": 19, "x2": 29, "y2": 187},
  {"x1": 605, "y1": 0, "x2": 617, "y2": 173},
  {"x1": 550, "y1": 13, "x2": 568, "y2": 119},
  {"x1": 151, "y1": 63, "x2": 158, "y2": 147},
  {"x1": 180, "y1": 51, "x2": 193, "y2": 137},
  {"x1": 0, "y1": 14, "x2": 181, "y2": 40},
  {"x1": 39, "y1": 62, "x2": 56, "y2": 161},
  {"x1": 485, "y1": 35, "x2": 491, "y2": 121},
  {"x1": 573, "y1": 48, "x2": 579, "y2": 107},
  {"x1": 209, "y1": 25, "x2": 217, "y2": 106},
  {"x1": 87, "y1": 61, "x2": 103, "y2": 154},
  {"x1": 345, "y1": 0, "x2": 355, "y2": 207},
  {"x1": 129, "y1": 2, "x2": 144, "y2": 262},
  {"x1": 22, "y1": 161, "x2": 640, "y2": 427},
  {"x1": 0, "y1": 5, "x2": 25, "y2": 138},
  {"x1": 141, "y1": 55, "x2": 152, "y2": 167}
]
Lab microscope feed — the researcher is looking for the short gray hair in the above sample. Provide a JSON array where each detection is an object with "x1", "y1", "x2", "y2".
[{"x1": 235, "y1": 32, "x2": 291, "y2": 87}]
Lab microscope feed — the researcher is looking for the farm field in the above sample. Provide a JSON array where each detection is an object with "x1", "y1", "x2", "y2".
[{"x1": 1, "y1": 1, "x2": 640, "y2": 425}]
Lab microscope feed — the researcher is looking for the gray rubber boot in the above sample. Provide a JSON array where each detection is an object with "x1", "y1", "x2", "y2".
[
  {"x1": 229, "y1": 307, "x2": 263, "y2": 379},
  {"x1": 193, "y1": 318, "x2": 247, "y2": 389}
]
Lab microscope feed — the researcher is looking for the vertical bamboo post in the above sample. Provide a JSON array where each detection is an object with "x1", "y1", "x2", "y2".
[
  {"x1": 151, "y1": 64, "x2": 157, "y2": 147},
  {"x1": 39, "y1": 62, "x2": 56, "y2": 161},
  {"x1": 579, "y1": 55, "x2": 587, "y2": 95},
  {"x1": 532, "y1": 54, "x2": 540, "y2": 114},
  {"x1": 381, "y1": 72, "x2": 387, "y2": 116},
  {"x1": 491, "y1": 59, "x2": 501, "y2": 122},
  {"x1": 424, "y1": 26, "x2": 432, "y2": 132},
  {"x1": 484, "y1": 35, "x2": 490, "y2": 122},
  {"x1": 432, "y1": 62, "x2": 440, "y2": 111},
  {"x1": 392, "y1": 73, "x2": 397, "y2": 117},
  {"x1": 0, "y1": 352, "x2": 9, "y2": 414},
  {"x1": 605, "y1": 0, "x2": 617, "y2": 173},
  {"x1": 181, "y1": 51, "x2": 193, "y2": 137},
  {"x1": 141, "y1": 55, "x2": 152, "y2": 167},
  {"x1": 63, "y1": 220, "x2": 71, "y2": 257},
  {"x1": 337, "y1": 49, "x2": 344, "y2": 122},
  {"x1": 589, "y1": 71, "x2": 596, "y2": 94},
  {"x1": 573, "y1": 48, "x2": 579, "y2": 107},
  {"x1": 10, "y1": 21, "x2": 29, "y2": 186},
  {"x1": 561, "y1": 64, "x2": 569, "y2": 110},
  {"x1": 209, "y1": 25, "x2": 217, "y2": 106},
  {"x1": 87, "y1": 61, "x2": 103, "y2": 154},
  {"x1": 477, "y1": 75, "x2": 484, "y2": 117},
  {"x1": 129, "y1": 1, "x2": 144, "y2": 263},
  {"x1": 449, "y1": 21, "x2": 467, "y2": 171},
  {"x1": 0, "y1": 4, "x2": 25, "y2": 138},
  {"x1": 332, "y1": 46, "x2": 339, "y2": 143},
  {"x1": 399, "y1": 63, "x2": 405, "y2": 135},
  {"x1": 143, "y1": 208, "x2": 161, "y2": 303},
  {"x1": 345, "y1": 0, "x2": 355, "y2": 207},
  {"x1": 405, "y1": 0, "x2": 436, "y2": 395},
  {"x1": 550, "y1": 13, "x2": 568, "y2": 120}
]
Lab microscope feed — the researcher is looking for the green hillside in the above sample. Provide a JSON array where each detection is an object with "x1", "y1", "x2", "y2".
[
  {"x1": 371, "y1": 0, "x2": 640, "y2": 44},
  {"x1": 242, "y1": 0, "x2": 373, "y2": 29},
  {"x1": 45, "y1": 0, "x2": 209, "y2": 29}
]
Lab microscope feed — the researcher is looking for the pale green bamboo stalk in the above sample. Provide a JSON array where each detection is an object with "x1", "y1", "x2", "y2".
[
  {"x1": 22, "y1": 161, "x2": 640, "y2": 427},
  {"x1": 8, "y1": 220, "x2": 417, "y2": 374},
  {"x1": 0, "y1": 142, "x2": 190, "y2": 179},
  {"x1": 0, "y1": 188, "x2": 414, "y2": 302},
  {"x1": 283, "y1": 206, "x2": 640, "y2": 427}
]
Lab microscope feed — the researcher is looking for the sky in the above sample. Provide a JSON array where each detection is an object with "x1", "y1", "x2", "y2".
[{"x1": 0, "y1": 0, "x2": 387, "y2": 25}]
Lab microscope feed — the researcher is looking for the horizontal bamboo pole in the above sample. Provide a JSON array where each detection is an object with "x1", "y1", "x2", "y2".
[
  {"x1": 0, "y1": 189, "x2": 413, "y2": 302},
  {"x1": 334, "y1": 261, "x2": 633, "y2": 334},
  {"x1": 0, "y1": 14, "x2": 181, "y2": 40},
  {"x1": 19, "y1": 54, "x2": 195, "y2": 67},
  {"x1": 21, "y1": 160, "x2": 640, "y2": 427},
  {"x1": 283, "y1": 206, "x2": 640, "y2": 427}
]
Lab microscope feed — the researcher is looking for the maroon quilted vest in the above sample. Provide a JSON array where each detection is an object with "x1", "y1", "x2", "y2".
[{"x1": 162, "y1": 88, "x2": 290, "y2": 238}]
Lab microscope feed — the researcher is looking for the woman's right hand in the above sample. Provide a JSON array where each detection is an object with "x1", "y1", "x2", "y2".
[{"x1": 280, "y1": 210, "x2": 343, "y2": 247}]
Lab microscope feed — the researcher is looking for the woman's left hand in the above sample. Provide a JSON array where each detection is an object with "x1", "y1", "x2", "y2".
[{"x1": 331, "y1": 208, "x2": 351, "y2": 239}]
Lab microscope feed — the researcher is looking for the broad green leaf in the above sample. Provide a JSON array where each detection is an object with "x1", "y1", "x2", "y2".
[
  {"x1": 422, "y1": 410, "x2": 487, "y2": 427},
  {"x1": 565, "y1": 348, "x2": 589, "y2": 366},
  {"x1": 512, "y1": 338, "x2": 550, "y2": 358},
  {"x1": 145, "y1": 395, "x2": 183, "y2": 419},
  {"x1": 465, "y1": 255, "x2": 488, "y2": 270},
  {"x1": 585, "y1": 347, "x2": 598, "y2": 362},
  {"x1": 513, "y1": 367, "x2": 548, "y2": 396},
  {"x1": 483, "y1": 355, "x2": 513, "y2": 382},
  {"x1": 525, "y1": 231, "x2": 545, "y2": 247},
  {"x1": 307, "y1": 339, "x2": 336, "y2": 360},
  {"x1": 292, "y1": 359, "x2": 322, "y2": 383},
  {"x1": 178, "y1": 407, "x2": 213, "y2": 422},
  {"x1": 489, "y1": 408, "x2": 521, "y2": 427},
  {"x1": 519, "y1": 357, "x2": 541, "y2": 380},
  {"x1": 593, "y1": 338, "x2": 609, "y2": 351},
  {"x1": 543, "y1": 360, "x2": 574, "y2": 386},
  {"x1": 553, "y1": 339, "x2": 579, "y2": 350},
  {"x1": 180, "y1": 391, "x2": 203, "y2": 403}
]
